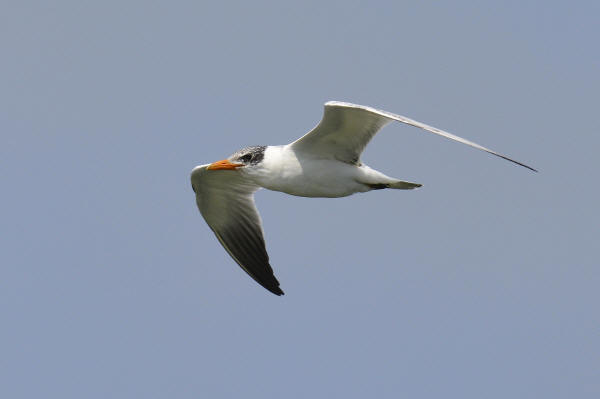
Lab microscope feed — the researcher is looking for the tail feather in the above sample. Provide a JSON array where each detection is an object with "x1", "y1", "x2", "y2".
[
  {"x1": 366, "y1": 180, "x2": 422, "y2": 190},
  {"x1": 388, "y1": 180, "x2": 422, "y2": 190}
]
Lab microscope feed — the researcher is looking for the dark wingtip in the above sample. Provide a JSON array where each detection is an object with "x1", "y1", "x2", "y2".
[
  {"x1": 513, "y1": 159, "x2": 538, "y2": 173},
  {"x1": 513, "y1": 160, "x2": 538, "y2": 173},
  {"x1": 496, "y1": 153, "x2": 538, "y2": 172},
  {"x1": 268, "y1": 286, "x2": 285, "y2": 296},
  {"x1": 258, "y1": 275, "x2": 284, "y2": 296}
]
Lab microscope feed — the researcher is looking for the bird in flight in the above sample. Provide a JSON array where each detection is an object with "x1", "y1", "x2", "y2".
[{"x1": 191, "y1": 101, "x2": 536, "y2": 295}]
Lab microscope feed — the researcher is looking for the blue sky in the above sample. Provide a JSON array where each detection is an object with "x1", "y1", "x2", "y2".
[{"x1": 2, "y1": 1, "x2": 599, "y2": 398}]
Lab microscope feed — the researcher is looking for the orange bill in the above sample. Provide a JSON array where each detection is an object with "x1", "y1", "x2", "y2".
[{"x1": 207, "y1": 159, "x2": 244, "y2": 170}]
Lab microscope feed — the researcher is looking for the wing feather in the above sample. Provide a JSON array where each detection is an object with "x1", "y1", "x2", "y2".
[
  {"x1": 291, "y1": 101, "x2": 536, "y2": 171},
  {"x1": 191, "y1": 165, "x2": 284, "y2": 296}
]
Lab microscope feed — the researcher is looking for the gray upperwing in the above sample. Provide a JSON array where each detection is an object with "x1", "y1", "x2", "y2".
[{"x1": 291, "y1": 101, "x2": 537, "y2": 171}]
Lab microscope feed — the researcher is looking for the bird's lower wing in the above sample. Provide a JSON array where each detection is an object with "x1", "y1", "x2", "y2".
[
  {"x1": 291, "y1": 101, "x2": 536, "y2": 171},
  {"x1": 191, "y1": 165, "x2": 284, "y2": 295}
]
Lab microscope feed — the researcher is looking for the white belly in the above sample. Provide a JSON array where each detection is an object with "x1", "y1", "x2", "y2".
[
  {"x1": 268, "y1": 159, "x2": 366, "y2": 197},
  {"x1": 248, "y1": 147, "x2": 365, "y2": 197},
  {"x1": 243, "y1": 145, "x2": 397, "y2": 198}
]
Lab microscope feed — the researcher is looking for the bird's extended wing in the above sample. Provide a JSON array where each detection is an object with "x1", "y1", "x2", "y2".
[
  {"x1": 191, "y1": 165, "x2": 284, "y2": 295},
  {"x1": 291, "y1": 101, "x2": 536, "y2": 171}
]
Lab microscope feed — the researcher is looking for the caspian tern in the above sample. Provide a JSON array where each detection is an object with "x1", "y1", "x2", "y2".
[{"x1": 191, "y1": 101, "x2": 535, "y2": 295}]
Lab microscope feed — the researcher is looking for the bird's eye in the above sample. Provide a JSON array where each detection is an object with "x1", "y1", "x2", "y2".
[{"x1": 240, "y1": 153, "x2": 253, "y2": 162}]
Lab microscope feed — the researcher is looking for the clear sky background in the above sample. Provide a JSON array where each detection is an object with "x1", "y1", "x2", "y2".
[{"x1": 2, "y1": 1, "x2": 598, "y2": 398}]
